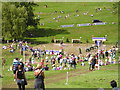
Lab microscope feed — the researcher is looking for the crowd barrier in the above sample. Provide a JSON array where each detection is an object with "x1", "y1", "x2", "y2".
[
  {"x1": 77, "y1": 23, "x2": 91, "y2": 27},
  {"x1": 60, "y1": 24, "x2": 74, "y2": 28},
  {"x1": 46, "y1": 50, "x2": 60, "y2": 55},
  {"x1": 60, "y1": 22, "x2": 107, "y2": 28}
]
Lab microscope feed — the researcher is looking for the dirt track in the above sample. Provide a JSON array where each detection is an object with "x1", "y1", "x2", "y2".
[
  {"x1": 33, "y1": 43, "x2": 114, "y2": 55},
  {"x1": 45, "y1": 69, "x2": 91, "y2": 85}
]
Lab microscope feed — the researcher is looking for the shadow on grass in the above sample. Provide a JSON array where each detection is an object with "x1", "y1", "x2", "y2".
[
  {"x1": 24, "y1": 39, "x2": 49, "y2": 45},
  {"x1": 25, "y1": 28, "x2": 70, "y2": 38}
]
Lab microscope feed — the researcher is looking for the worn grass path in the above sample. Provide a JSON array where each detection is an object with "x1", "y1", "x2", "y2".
[{"x1": 2, "y1": 63, "x2": 118, "y2": 88}]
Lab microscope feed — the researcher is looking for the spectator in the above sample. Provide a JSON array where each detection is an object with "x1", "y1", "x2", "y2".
[
  {"x1": 81, "y1": 61, "x2": 85, "y2": 66},
  {"x1": 110, "y1": 80, "x2": 120, "y2": 90},
  {"x1": 63, "y1": 57, "x2": 67, "y2": 67},
  {"x1": 10, "y1": 48, "x2": 14, "y2": 53},
  {"x1": 52, "y1": 64, "x2": 56, "y2": 70},
  {"x1": 67, "y1": 59, "x2": 71, "y2": 70},
  {"x1": 34, "y1": 64, "x2": 45, "y2": 90},
  {"x1": 70, "y1": 58, "x2": 73, "y2": 67},
  {"x1": 105, "y1": 50, "x2": 109, "y2": 58},
  {"x1": 113, "y1": 58, "x2": 116, "y2": 64},
  {"x1": 27, "y1": 64, "x2": 34, "y2": 71},
  {"x1": 41, "y1": 59, "x2": 45, "y2": 68},
  {"x1": 99, "y1": 60, "x2": 104, "y2": 66},
  {"x1": 60, "y1": 58, "x2": 63, "y2": 66},
  {"x1": 91, "y1": 56, "x2": 97, "y2": 71},
  {"x1": 15, "y1": 64, "x2": 27, "y2": 90},
  {"x1": 56, "y1": 65, "x2": 60, "y2": 70},
  {"x1": 108, "y1": 56, "x2": 112, "y2": 64},
  {"x1": 72, "y1": 57, "x2": 77, "y2": 69},
  {"x1": 59, "y1": 65, "x2": 63, "y2": 70},
  {"x1": 45, "y1": 56, "x2": 49, "y2": 63},
  {"x1": 12, "y1": 58, "x2": 20, "y2": 81},
  {"x1": 44, "y1": 65, "x2": 49, "y2": 71},
  {"x1": 57, "y1": 54, "x2": 60, "y2": 63},
  {"x1": 105, "y1": 58, "x2": 109, "y2": 65},
  {"x1": 2, "y1": 45, "x2": 7, "y2": 49},
  {"x1": 95, "y1": 60, "x2": 99, "y2": 70}
]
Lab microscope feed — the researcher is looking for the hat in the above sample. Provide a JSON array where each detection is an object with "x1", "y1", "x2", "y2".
[{"x1": 36, "y1": 64, "x2": 42, "y2": 69}]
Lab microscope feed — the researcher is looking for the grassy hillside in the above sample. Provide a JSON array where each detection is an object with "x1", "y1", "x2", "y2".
[
  {"x1": 25, "y1": 2, "x2": 118, "y2": 44},
  {"x1": 1, "y1": 2, "x2": 119, "y2": 89}
]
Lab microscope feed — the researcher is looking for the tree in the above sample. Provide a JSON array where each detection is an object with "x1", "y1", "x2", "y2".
[
  {"x1": 112, "y1": 2, "x2": 118, "y2": 9},
  {"x1": 2, "y1": 2, "x2": 38, "y2": 40},
  {"x1": 112, "y1": 2, "x2": 118, "y2": 14},
  {"x1": 15, "y1": 2, "x2": 38, "y2": 27}
]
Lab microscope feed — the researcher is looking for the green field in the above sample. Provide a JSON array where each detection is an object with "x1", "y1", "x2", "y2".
[
  {"x1": 2, "y1": 43, "x2": 119, "y2": 88},
  {"x1": 1, "y1": 2, "x2": 119, "y2": 89},
  {"x1": 46, "y1": 64, "x2": 118, "y2": 88},
  {"x1": 24, "y1": 2, "x2": 118, "y2": 44}
]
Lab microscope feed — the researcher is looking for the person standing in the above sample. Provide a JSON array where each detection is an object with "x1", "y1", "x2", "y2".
[
  {"x1": 2, "y1": 58, "x2": 6, "y2": 70},
  {"x1": 34, "y1": 64, "x2": 45, "y2": 90},
  {"x1": 91, "y1": 56, "x2": 97, "y2": 71},
  {"x1": 88, "y1": 55, "x2": 93, "y2": 71},
  {"x1": 72, "y1": 57, "x2": 77, "y2": 69},
  {"x1": 105, "y1": 50, "x2": 109, "y2": 58},
  {"x1": 16, "y1": 65, "x2": 27, "y2": 90}
]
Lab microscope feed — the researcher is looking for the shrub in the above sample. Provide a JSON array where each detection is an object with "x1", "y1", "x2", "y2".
[
  {"x1": 51, "y1": 39, "x2": 54, "y2": 43},
  {"x1": 86, "y1": 39, "x2": 89, "y2": 43},
  {"x1": 66, "y1": 38, "x2": 69, "y2": 43}
]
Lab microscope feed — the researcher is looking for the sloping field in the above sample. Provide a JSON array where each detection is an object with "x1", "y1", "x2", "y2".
[
  {"x1": 2, "y1": 2, "x2": 119, "y2": 89},
  {"x1": 25, "y1": 2, "x2": 118, "y2": 44}
]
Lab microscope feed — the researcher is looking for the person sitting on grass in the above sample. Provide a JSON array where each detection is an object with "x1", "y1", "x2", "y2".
[
  {"x1": 44, "y1": 65, "x2": 49, "y2": 71},
  {"x1": 56, "y1": 65, "x2": 60, "y2": 70},
  {"x1": 118, "y1": 56, "x2": 120, "y2": 64},
  {"x1": 28, "y1": 64, "x2": 34, "y2": 71},
  {"x1": 9, "y1": 47, "x2": 15, "y2": 53},
  {"x1": 52, "y1": 64, "x2": 56, "y2": 70},
  {"x1": 81, "y1": 61, "x2": 85, "y2": 66},
  {"x1": 113, "y1": 58, "x2": 116, "y2": 64},
  {"x1": 2, "y1": 45, "x2": 7, "y2": 49}
]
